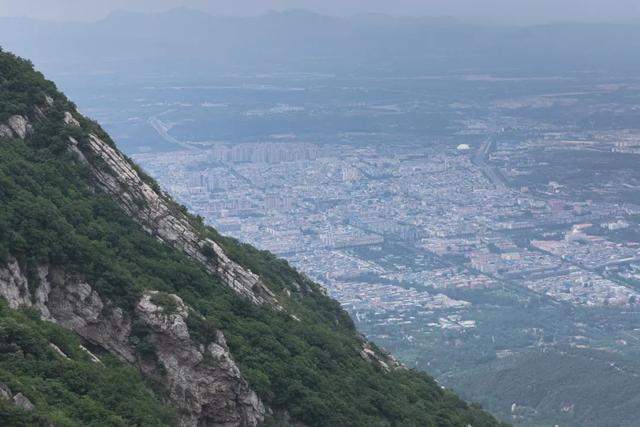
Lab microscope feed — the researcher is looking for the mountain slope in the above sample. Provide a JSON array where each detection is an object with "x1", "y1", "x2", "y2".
[
  {"x1": 0, "y1": 298, "x2": 176, "y2": 426},
  {"x1": 449, "y1": 346, "x2": 640, "y2": 427},
  {"x1": 0, "y1": 48, "x2": 505, "y2": 426}
]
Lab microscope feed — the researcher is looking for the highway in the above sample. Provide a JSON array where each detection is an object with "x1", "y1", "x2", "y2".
[{"x1": 473, "y1": 135, "x2": 508, "y2": 190}]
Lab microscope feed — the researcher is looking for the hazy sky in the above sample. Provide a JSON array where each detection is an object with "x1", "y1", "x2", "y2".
[{"x1": 1, "y1": 0, "x2": 640, "y2": 24}]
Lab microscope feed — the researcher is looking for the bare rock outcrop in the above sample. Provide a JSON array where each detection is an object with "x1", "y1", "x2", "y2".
[
  {"x1": 0, "y1": 124, "x2": 13, "y2": 138},
  {"x1": 0, "y1": 260, "x2": 135, "y2": 362},
  {"x1": 63, "y1": 111, "x2": 80, "y2": 127},
  {"x1": 1, "y1": 109, "x2": 282, "y2": 308},
  {"x1": 0, "y1": 259, "x2": 32, "y2": 308},
  {"x1": 0, "y1": 261, "x2": 265, "y2": 426},
  {"x1": 49, "y1": 343, "x2": 71, "y2": 360},
  {"x1": 45, "y1": 272, "x2": 136, "y2": 363},
  {"x1": 13, "y1": 393, "x2": 35, "y2": 412},
  {"x1": 137, "y1": 291, "x2": 265, "y2": 426},
  {"x1": 83, "y1": 133, "x2": 279, "y2": 308},
  {"x1": 7, "y1": 115, "x2": 32, "y2": 139},
  {"x1": 0, "y1": 382, "x2": 35, "y2": 413},
  {"x1": 359, "y1": 340, "x2": 404, "y2": 372},
  {"x1": 0, "y1": 114, "x2": 33, "y2": 140},
  {"x1": 0, "y1": 382, "x2": 11, "y2": 400}
]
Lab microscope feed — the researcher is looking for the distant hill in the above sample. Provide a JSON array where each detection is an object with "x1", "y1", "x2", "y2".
[{"x1": 448, "y1": 345, "x2": 640, "y2": 426}]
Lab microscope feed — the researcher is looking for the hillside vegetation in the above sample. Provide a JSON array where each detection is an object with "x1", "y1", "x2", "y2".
[
  {"x1": 0, "y1": 300, "x2": 176, "y2": 426},
  {"x1": 449, "y1": 346, "x2": 640, "y2": 427},
  {"x1": 0, "y1": 48, "x2": 505, "y2": 426}
]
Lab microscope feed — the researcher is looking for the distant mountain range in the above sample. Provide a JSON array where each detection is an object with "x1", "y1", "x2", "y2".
[{"x1": 2, "y1": 8, "x2": 640, "y2": 77}]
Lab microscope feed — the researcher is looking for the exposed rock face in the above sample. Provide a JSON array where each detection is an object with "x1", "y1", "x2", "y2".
[
  {"x1": 63, "y1": 111, "x2": 80, "y2": 127},
  {"x1": 83, "y1": 133, "x2": 279, "y2": 308},
  {"x1": 67, "y1": 136, "x2": 88, "y2": 164},
  {"x1": 0, "y1": 382, "x2": 11, "y2": 400},
  {"x1": 0, "y1": 382, "x2": 35, "y2": 413},
  {"x1": 44, "y1": 267, "x2": 136, "y2": 363},
  {"x1": 0, "y1": 259, "x2": 32, "y2": 308},
  {"x1": 0, "y1": 114, "x2": 33, "y2": 140},
  {"x1": 13, "y1": 393, "x2": 35, "y2": 412},
  {"x1": 1, "y1": 112, "x2": 280, "y2": 308},
  {"x1": 359, "y1": 341, "x2": 403, "y2": 372},
  {"x1": 0, "y1": 260, "x2": 265, "y2": 426},
  {"x1": 0, "y1": 111, "x2": 271, "y2": 425},
  {"x1": 137, "y1": 292, "x2": 265, "y2": 426},
  {"x1": 49, "y1": 343, "x2": 71, "y2": 360},
  {"x1": 0, "y1": 124, "x2": 13, "y2": 139},
  {"x1": 7, "y1": 115, "x2": 32, "y2": 139},
  {"x1": 0, "y1": 383, "x2": 35, "y2": 412},
  {"x1": 0, "y1": 260, "x2": 135, "y2": 362}
]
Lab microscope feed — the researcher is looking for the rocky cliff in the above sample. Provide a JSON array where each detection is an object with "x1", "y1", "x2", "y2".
[
  {"x1": 83, "y1": 130, "x2": 280, "y2": 308},
  {"x1": 1, "y1": 109, "x2": 279, "y2": 308},
  {"x1": 0, "y1": 259, "x2": 265, "y2": 426}
]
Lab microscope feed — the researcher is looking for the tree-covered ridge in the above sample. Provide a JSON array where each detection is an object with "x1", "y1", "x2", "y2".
[
  {"x1": 0, "y1": 51, "x2": 58, "y2": 122},
  {"x1": 0, "y1": 47, "x2": 506, "y2": 426}
]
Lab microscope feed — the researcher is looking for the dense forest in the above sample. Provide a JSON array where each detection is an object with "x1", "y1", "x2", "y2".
[{"x1": 0, "y1": 48, "x2": 505, "y2": 426}]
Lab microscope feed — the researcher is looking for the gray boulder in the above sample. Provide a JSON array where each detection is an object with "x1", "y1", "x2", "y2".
[
  {"x1": 0, "y1": 382, "x2": 12, "y2": 400},
  {"x1": 13, "y1": 393, "x2": 35, "y2": 411}
]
